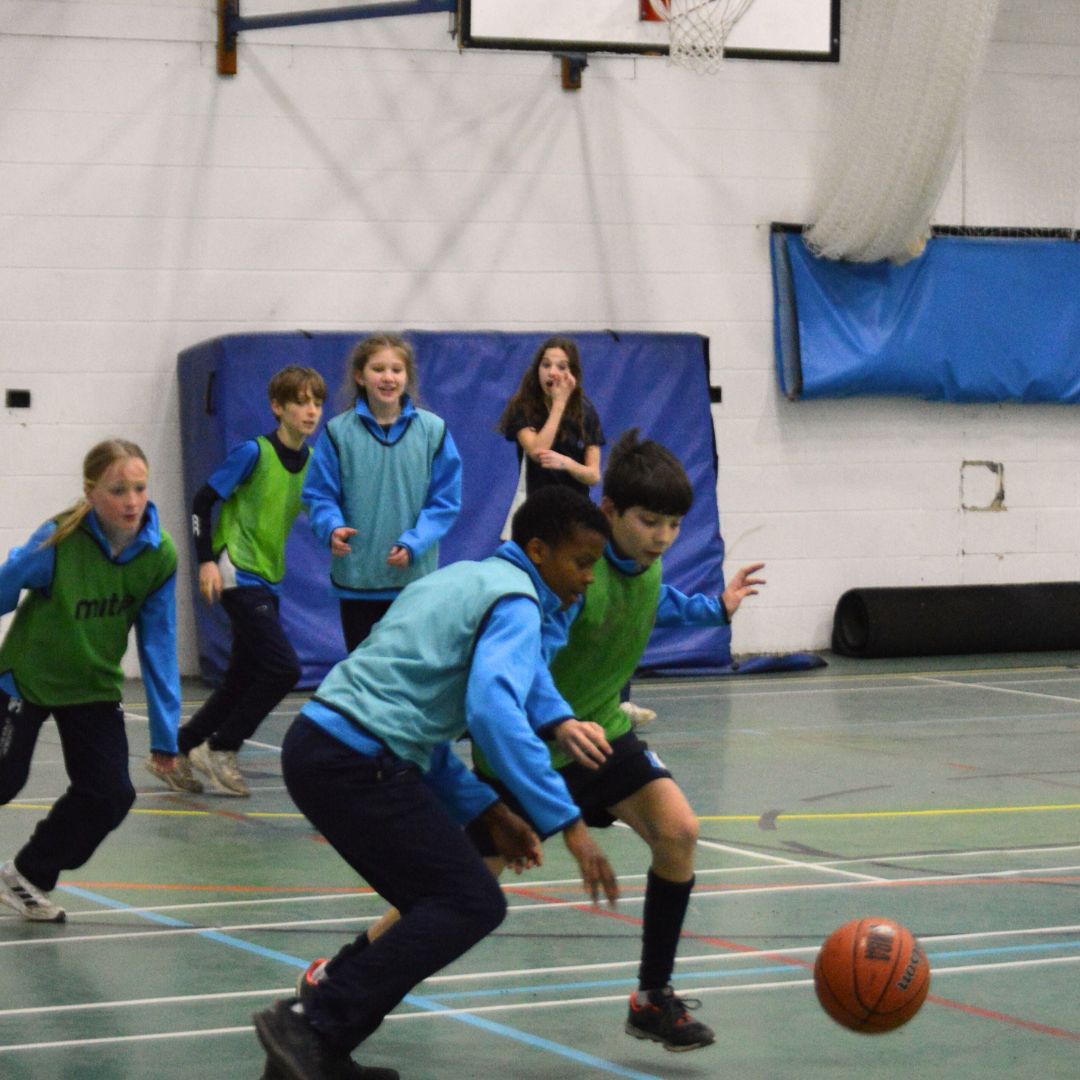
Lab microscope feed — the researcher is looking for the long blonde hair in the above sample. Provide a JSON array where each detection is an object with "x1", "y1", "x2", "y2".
[{"x1": 45, "y1": 439, "x2": 149, "y2": 548}]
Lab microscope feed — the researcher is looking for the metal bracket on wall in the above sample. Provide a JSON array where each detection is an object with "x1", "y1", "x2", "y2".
[
  {"x1": 556, "y1": 53, "x2": 588, "y2": 91},
  {"x1": 218, "y1": 0, "x2": 456, "y2": 76}
]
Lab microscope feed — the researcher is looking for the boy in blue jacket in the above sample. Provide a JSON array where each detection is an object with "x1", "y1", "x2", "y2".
[{"x1": 253, "y1": 486, "x2": 619, "y2": 1080}]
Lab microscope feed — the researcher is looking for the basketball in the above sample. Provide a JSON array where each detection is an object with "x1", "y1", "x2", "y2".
[{"x1": 814, "y1": 918, "x2": 931, "y2": 1033}]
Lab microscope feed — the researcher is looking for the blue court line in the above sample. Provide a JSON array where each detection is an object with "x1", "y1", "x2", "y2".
[
  {"x1": 55, "y1": 884, "x2": 662, "y2": 1080},
  {"x1": 59, "y1": 886, "x2": 313, "y2": 968},
  {"x1": 427, "y1": 965, "x2": 796, "y2": 1001},
  {"x1": 932, "y1": 940, "x2": 1080, "y2": 962},
  {"x1": 423, "y1": 941, "x2": 1080, "y2": 1004}
]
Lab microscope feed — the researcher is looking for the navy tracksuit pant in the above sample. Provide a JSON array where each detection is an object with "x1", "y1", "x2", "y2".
[
  {"x1": 281, "y1": 717, "x2": 507, "y2": 1053},
  {"x1": 0, "y1": 694, "x2": 135, "y2": 891}
]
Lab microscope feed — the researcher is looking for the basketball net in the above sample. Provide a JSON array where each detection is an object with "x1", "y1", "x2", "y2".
[{"x1": 647, "y1": 0, "x2": 757, "y2": 74}]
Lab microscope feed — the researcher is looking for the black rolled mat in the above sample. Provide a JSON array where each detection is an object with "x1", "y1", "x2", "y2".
[{"x1": 832, "y1": 582, "x2": 1080, "y2": 658}]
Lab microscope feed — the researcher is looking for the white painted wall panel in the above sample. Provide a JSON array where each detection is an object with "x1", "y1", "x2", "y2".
[{"x1": 2, "y1": 2, "x2": 1079, "y2": 675}]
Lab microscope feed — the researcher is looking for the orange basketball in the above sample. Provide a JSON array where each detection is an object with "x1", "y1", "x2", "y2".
[{"x1": 814, "y1": 917, "x2": 931, "y2": 1033}]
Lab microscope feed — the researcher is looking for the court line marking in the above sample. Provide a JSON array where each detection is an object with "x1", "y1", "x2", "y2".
[
  {"x1": 0, "y1": 885, "x2": 663, "y2": 1080},
  {"x1": 634, "y1": 664, "x2": 1080, "y2": 693},
  {"x1": 34, "y1": 842, "x2": 1080, "y2": 918},
  {"x1": 698, "y1": 803, "x2": 1080, "y2": 822},
  {"x1": 4, "y1": 925, "x2": 1080, "y2": 1019},
  {"x1": 8, "y1": 801, "x2": 1079, "y2": 825},
  {"x1": 3, "y1": 956, "x2": 1079, "y2": 1054},
  {"x1": 4, "y1": 952, "x2": 1079, "y2": 1020},
  {"x1": 3, "y1": 864, "x2": 1077, "y2": 951},
  {"x1": 695, "y1": 837, "x2": 887, "y2": 882},
  {"x1": 913, "y1": 674, "x2": 1080, "y2": 707}
]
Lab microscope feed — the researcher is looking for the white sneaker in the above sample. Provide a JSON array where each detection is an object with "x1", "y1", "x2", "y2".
[
  {"x1": 619, "y1": 701, "x2": 657, "y2": 729},
  {"x1": 189, "y1": 743, "x2": 250, "y2": 797},
  {"x1": 0, "y1": 860, "x2": 66, "y2": 922},
  {"x1": 144, "y1": 753, "x2": 204, "y2": 794}
]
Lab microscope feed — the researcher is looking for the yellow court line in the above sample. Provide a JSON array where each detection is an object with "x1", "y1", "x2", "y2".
[
  {"x1": 7, "y1": 802, "x2": 1079, "y2": 824},
  {"x1": 700, "y1": 804, "x2": 1080, "y2": 823}
]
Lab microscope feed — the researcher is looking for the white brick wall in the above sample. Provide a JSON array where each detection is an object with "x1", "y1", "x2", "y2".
[{"x1": 1, "y1": 0, "x2": 1078, "y2": 672}]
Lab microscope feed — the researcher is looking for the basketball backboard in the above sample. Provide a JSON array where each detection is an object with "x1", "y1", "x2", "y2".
[{"x1": 459, "y1": 0, "x2": 839, "y2": 62}]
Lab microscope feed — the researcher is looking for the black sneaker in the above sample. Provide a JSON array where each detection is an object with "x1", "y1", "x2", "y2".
[
  {"x1": 625, "y1": 985, "x2": 715, "y2": 1052},
  {"x1": 260, "y1": 1058, "x2": 284, "y2": 1080},
  {"x1": 259, "y1": 1058, "x2": 391, "y2": 1080},
  {"x1": 296, "y1": 957, "x2": 329, "y2": 1012},
  {"x1": 253, "y1": 999, "x2": 398, "y2": 1080}
]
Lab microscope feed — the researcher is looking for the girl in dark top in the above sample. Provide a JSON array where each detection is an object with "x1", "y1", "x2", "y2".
[{"x1": 498, "y1": 336, "x2": 605, "y2": 498}]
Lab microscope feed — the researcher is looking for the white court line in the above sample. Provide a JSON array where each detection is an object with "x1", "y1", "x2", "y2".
[
  {"x1": 913, "y1": 674, "x2": 1080, "y2": 707},
  {"x1": 640, "y1": 682, "x2": 947, "y2": 701},
  {"x1": 5, "y1": 956, "x2": 1080, "y2": 1054},
  {"x1": 636, "y1": 666, "x2": 1080, "y2": 698},
  {"x1": 52, "y1": 842, "x2": 1080, "y2": 918},
  {"x1": 5, "y1": 864, "x2": 1078, "y2": 951},
  {"x1": 687, "y1": 862, "x2": 1080, "y2": 900},
  {"x1": 5, "y1": 923, "x2": 1079, "y2": 1019},
  {"x1": 63, "y1": 891, "x2": 395, "y2": 918},
  {"x1": 242, "y1": 738, "x2": 283, "y2": 753},
  {"x1": 695, "y1": 837, "x2": 887, "y2": 883}
]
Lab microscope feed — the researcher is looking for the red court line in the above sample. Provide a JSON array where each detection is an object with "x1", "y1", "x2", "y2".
[
  {"x1": 924, "y1": 996, "x2": 1080, "y2": 1041},
  {"x1": 503, "y1": 884, "x2": 1080, "y2": 1041}
]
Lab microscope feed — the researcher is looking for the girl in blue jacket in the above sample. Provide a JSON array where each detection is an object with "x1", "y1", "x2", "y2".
[{"x1": 302, "y1": 334, "x2": 462, "y2": 653}]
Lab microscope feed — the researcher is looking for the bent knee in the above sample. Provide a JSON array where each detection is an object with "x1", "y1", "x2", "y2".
[
  {"x1": 84, "y1": 782, "x2": 136, "y2": 827},
  {"x1": 261, "y1": 660, "x2": 302, "y2": 693},
  {"x1": 651, "y1": 814, "x2": 699, "y2": 856},
  {"x1": 462, "y1": 871, "x2": 507, "y2": 934}
]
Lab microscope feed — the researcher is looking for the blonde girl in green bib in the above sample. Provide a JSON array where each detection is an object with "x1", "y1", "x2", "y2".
[{"x1": 0, "y1": 440, "x2": 180, "y2": 922}]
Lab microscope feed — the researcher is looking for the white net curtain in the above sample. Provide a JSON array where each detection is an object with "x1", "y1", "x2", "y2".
[{"x1": 804, "y1": 0, "x2": 1001, "y2": 264}]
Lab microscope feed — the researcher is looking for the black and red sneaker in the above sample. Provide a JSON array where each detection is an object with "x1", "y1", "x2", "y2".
[
  {"x1": 625, "y1": 985, "x2": 715, "y2": 1052},
  {"x1": 295, "y1": 957, "x2": 329, "y2": 1010}
]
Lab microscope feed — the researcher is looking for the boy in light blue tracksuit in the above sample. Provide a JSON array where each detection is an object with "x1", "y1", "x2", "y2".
[{"x1": 252, "y1": 487, "x2": 620, "y2": 1080}]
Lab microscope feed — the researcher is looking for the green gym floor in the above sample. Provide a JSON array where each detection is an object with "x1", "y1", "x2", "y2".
[{"x1": 1, "y1": 653, "x2": 1078, "y2": 1079}]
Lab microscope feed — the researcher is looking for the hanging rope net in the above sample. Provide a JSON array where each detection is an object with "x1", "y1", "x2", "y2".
[
  {"x1": 804, "y1": 0, "x2": 1001, "y2": 264},
  {"x1": 648, "y1": 0, "x2": 757, "y2": 75}
]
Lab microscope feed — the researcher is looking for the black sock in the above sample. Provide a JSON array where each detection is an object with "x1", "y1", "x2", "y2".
[
  {"x1": 324, "y1": 929, "x2": 370, "y2": 979},
  {"x1": 637, "y1": 870, "x2": 694, "y2": 993}
]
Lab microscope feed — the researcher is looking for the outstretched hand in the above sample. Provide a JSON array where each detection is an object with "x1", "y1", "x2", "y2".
[
  {"x1": 563, "y1": 820, "x2": 619, "y2": 905},
  {"x1": 722, "y1": 562, "x2": 766, "y2": 619}
]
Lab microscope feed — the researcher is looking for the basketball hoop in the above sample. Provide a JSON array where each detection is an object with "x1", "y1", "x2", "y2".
[{"x1": 646, "y1": 0, "x2": 757, "y2": 74}]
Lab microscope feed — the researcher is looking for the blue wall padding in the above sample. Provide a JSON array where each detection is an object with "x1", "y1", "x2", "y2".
[
  {"x1": 177, "y1": 331, "x2": 729, "y2": 687},
  {"x1": 771, "y1": 232, "x2": 1080, "y2": 402}
]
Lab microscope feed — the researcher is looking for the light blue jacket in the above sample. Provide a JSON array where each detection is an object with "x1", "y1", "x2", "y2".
[
  {"x1": 301, "y1": 542, "x2": 579, "y2": 838},
  {"x1": 302, "y1": 396, "x2": 462, "y2": 600}
]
